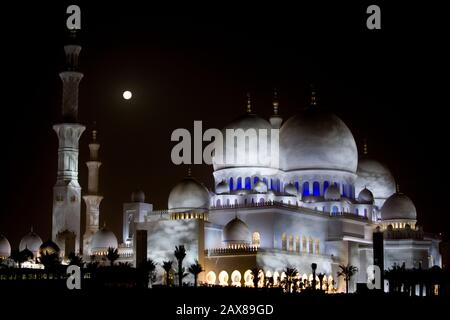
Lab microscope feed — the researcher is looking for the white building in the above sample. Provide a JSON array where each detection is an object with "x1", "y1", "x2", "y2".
[{"x1": 0, "y1": 34, "x2": 442, "y2": 293}]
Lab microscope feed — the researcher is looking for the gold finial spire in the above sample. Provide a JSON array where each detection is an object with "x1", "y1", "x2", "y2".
[
  {"x1": 92, "y1": 129, "x2": 97, "y2": 142},
  {"x1": 272, "y1": 89, "x2": 279, "y2": 115},
  {"x1": 396, "y1": 183, "x2": 400, "y2": 193},
  {"x1": 188, "y1": 167, "x2": 192, "y2": 177},
  {"x1": 363, "y1": 139, "x2": 368, "y2": 155},
  {"x1": 246, "y1": 92, "x2": 252, "y2": 113},
  {"x1": 310, "y1": 87, "x2": 317, "y2": 106}
]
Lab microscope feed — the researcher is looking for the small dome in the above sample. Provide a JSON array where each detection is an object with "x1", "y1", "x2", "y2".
[
  {"x1": 357, "y1": 187, "x2": 374, "y2": 204},
  {"x1": 91, "y1": 227, "x2": 118, "y2": 253},
  {"x1": 131, "y1": 190, "x2": 145, "y2": 202},
  {"x1": 0, "y1": 234, "x2": 11, "y2": 258},
  {"x1": 19, "y1": 230, "x2": 43, "y2": 255},
  {"x1": 223, "y1": 217, "x2": 251, "y2": 245},
  {"x1": 168, "y1": 177, "x2": 210, "y2": 212},
  {"x1": 254, "y1": 180, "x2": 268, "y2": 193},
  {"x1": 284, "y1": 183, "x2": 298, "y2": 196},
  {"x1": 324, "y1": 184, "x2": 341, "y2": 201},
  {"x1": 380, "y1": 193, "x2": 417, "y2": 221},
  {"x1": 302, "y1": 195, "x2": 320, "y2": 203},
  {"x1": 215, "y1": 180, "x2": 230, "y2": 194},
  {"x1": 39, "y1": 240, "x2": 60, "y2": 256}
]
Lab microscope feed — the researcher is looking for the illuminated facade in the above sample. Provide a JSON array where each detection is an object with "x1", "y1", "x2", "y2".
[{"x1": 0, "y1": 35, "x2": 442, "y2": 293}]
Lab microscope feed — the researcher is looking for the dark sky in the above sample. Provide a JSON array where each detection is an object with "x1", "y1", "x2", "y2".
[{"x1": 1, "y1": 2, "x2": 448, "y2": 247}]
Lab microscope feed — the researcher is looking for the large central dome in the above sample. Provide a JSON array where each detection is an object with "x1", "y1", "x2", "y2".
[{"x1": 280, "y1": 107, "x2": 358, "y2": 173}]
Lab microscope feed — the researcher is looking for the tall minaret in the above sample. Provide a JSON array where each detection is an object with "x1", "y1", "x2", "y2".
[{"x1": 52, "y1": 31, "x2": 86, "y2": 255}]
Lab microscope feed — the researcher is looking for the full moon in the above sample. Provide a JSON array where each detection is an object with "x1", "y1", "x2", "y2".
[{"x1": 122, "y1": 90, "x2": 132, "y2": 100}]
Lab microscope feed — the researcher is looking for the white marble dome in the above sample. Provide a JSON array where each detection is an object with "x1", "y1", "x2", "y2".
[
  {"x1": 254, "y1": 180, "x2": 268, "y2": 193},
  {"x1": 223, "y1": 217, "x2": 251, "y2": 245},
  {"x1": 213, "y1": 113, "x2": 274, "y2": 170},
  {"x1": 280, "y1": 107, "x2": 358, "y2": 173},
  {"x1": 215, "y1": 180, "x2": 230, "y2": 194},
  {"x1": 380, "y1": 193, "x2": 417, "y2": 221},
  {"x1": 324, "y1": 184, "x2": 341, "y2": 201},
  {"x1": 355, "y1": 158, "x2": 396, "y2": 207},
  {"x1": 19, "y1": 230, "x2": 43, "y2": 255},
  {"x1": 0, "y1": 234, "x2": 11, "y2": 258},
  {"x1": 91, "y1": 227, "x2": 118, "y2": 252},
  {"x1": 168, "y1": 177, "x2": 210, "y2": 212},
  {"x1": 358, "y1": 187, "x2": 374, "y2": 204}
]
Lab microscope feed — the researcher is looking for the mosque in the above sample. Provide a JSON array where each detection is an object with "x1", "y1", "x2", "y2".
[{"x1": 0, "y1": 34, "x2": 442, "y2": 292}]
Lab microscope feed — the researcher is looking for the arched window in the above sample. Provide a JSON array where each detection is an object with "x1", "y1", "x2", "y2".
[
  {"x1": 231, "y1": 270, "x2": 242, "y2": 287},
  {"x1": 302, "y1": 182, "x2": 310, "y2": 196},
  {"x1": 295, "y1": 236, "x2": 300, "y2": 253},
  {"x1": 289, "y1": 235, "x2": 294, "y2": 251},
  {"x1": 245, "y1": 177, "x2": 251, "y2": 190},
  {"x1": 332, "y1": 206, "x2": 339, "y2": 216},
  {"x1": 342, "y1": 184, "x2": 348, "y2": 197},
  {"x1": 315, "y1": 240, "x2": 320, "y2": 255},
  {"x1": 270, "y1": 179, "x2": 275, "y2": 190},
  {"x1": 364, "y1": 208, "x2": 368, "y2": 217},
  {"x1": 259, "y1": 198, "x2": 264, "y2": 204},
  {"x1": 218, "y1": 271, "x2": 229, "y2": 286},
  {"x1": 252, "y1": 232, "x2": 261, "y2": 247},
  {"x1": 294, "y1": 181, "x2": 300, "y2": 191},
  {"x1": 309, "y1": 237, "x2": 314, "y2": 253},
  {"x1": 253, "y1": 176, "x2": 259, "y2": 184},
  {"x1": 313, "y1": 181, "x2": 320, "y2": 196},
  {"x1": 282, "y1": 233, "x2": 287, "y2": 250},
  {"x1": 216, "y1": 199, "x2": 221, "y2": 207},
  {"x1": 263, "y1": 178, "x2": 268, "y2": 186},
  {"x1": 206, "y1": 271, "x2": 217, "y2": 285},
  {"x1": 237, "y1": 177, "x2": 242, "y2": 189},
  {"x1": 302, "y1": 236, "x2": 307, "y2": 253},
  {"x1": 355, "y1": 208, "x2": 359, "y2": 215},
  {"x1": 323, "y1": 181, "x2": 330, "y2": 193},
  {"x1": 229, "y1": 177, "x2": 234, "y2": 190}
]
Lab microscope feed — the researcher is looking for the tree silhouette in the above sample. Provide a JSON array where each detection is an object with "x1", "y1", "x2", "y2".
[
  {"x1": 39, "y1": 252, "x2": 61, "y2": 272},
  {"x1": 174, "y1": 245, "x2": 186, "y2": 287},
  {"x1": 317, "y1": 273, "x2": 325, "y2": 291},
  {"x1": 68, "y1": 252, "x2": 84, "y2": 268},
  {"x1": 106, "y1": 247, "x2": 119, "y2": 266},
  {"x1": 188, "y1": 260, "x2": 203, "y2": 287},
  {"x1": 283, "y1": 267, "x2": 299, "y2": 293},
  {"x1": 10, "y1": 249, "x2": 33, "y2": 268},
  {"x1": 311, "y1": 263, "x2": 317, "y2": 290},
  {"x1": 337, "y1": 264, "x2": 358, "y2": 293},
  {"x1": 139, "y1": 259, "x2": 156, "y2": 288},
  {"x1": 250, "y1": 268, "x2": 260, "y2": 289},
  {"x1": 162, "y1": 260, "x2": 173, "y2": 286}
]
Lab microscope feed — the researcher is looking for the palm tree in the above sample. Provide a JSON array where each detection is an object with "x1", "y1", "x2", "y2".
[
  {"x1": 250, "y1": 268, "x2": 260, "y2": 289},
  {"x1": 337, "y1": 264, "x2": 358, "y2": 293},
  {"x1": 162, "y1": 260, "x2": 173, "y2": 286},
  {"x1": 139, "y1": 259, "x2": 157, "y2": 288},
  {"x1": 10, "y1": 249, "x2": 33, "y2": 268},
  {"x1": 106, "y1": 247, "x2": 119, "y2": 266},
  {"x1": 188, "y1": 260, "x2": 203, "y2": 287},
  {"x1": 68, "y1": 252, "x2": 84, "y2": 268},
  {"x1": 38, "y1": 252, "x2": 61, "y2": 270},
  {"x1": 317, "y1": 273, "x2": 325, "y2": 291},
  {"x1": 284, "y1": 267, "x2": 299, "y2": 293},
  {"x1": 174, "y1": 245, "x2": 186, "y2": 287}
]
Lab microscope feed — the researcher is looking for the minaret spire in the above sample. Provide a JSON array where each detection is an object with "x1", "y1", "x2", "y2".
[
  {"x1": 363, "y1": 139, "x2": 368, "y2": 156},
  {"x1": 310, "y1": 84, "x2": 317, "y2": 107},
  {"x1": 83, "y1": 126, "x2": 103, "y2": 255},
  {"x1": 246, "y1": 92, "x2": 252, "y2": 114},
  {"x1": 269, "y1": 88, "x2": 283, "y2": 129},
  {"x1": 52, "y1": 30, "x2": 86, "y2": 257}
]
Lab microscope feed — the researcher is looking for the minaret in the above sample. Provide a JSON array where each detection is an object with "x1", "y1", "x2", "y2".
[
  {"x1": 269, "y1": 89, "x2": 283, "y2": 129},
  {"x1": 82, "y1": 129, "x2": 103, "y2": 255},
  {"x1": 52, "y1": 30, "x2": 86, "y2": 255}
]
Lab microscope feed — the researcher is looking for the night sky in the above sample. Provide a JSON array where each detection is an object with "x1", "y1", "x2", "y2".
[{"x1": 1, "y1": 2, "x2": 448, "y2": 247}]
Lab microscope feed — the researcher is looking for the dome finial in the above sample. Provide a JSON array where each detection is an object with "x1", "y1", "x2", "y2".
[
  {"x1": 272, "y1": 88, "x2": 279, "y2": 115},
  {"x1": 363, "y1": 139, "x2": 368, "y2": 155},
  {"x1": 396, "y1": 183, "x2": 400, "y2": 193},
  {"x1": 310, "y1": 84, "x2": 317, "y2": 107},
  {"x1": 187, "y1": 166, "x2": 192, "y2": 177},
  {"x1": 246, "y1": 92, "x2": 252, "y2": 113}
]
